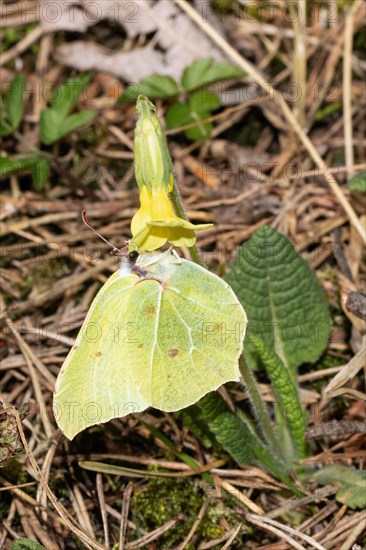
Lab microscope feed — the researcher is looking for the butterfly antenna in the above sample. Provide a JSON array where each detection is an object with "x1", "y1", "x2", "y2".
[{"x1": 82, "y1": 210, "x2": 121, "y2": 254}]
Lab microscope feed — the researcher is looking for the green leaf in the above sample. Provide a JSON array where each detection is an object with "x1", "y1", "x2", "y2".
[
  {"x1": 166, "y1": 102, "x2": 192, "y2": 128},
  {"x1": 313, "y1": 465, "x2": 366, "y2": 509},
  {"x1": 0, "y1": 117, "x2": 12, "y2": 136},
  {"x1": 0, "y1": 156, "x2": 51, "y2": 191},
  {"x1": 181, "y1": 58, "x2": 213, "y2": 91},
  {"x1": 11, "y1": 539, "x2": 46, "y2": 550},
  {"x1": 225, "y1": 225, "x2": 331, "y2": 376},
  {"x1": 314, "y1": 102, "x2": 341, "y2": 121},
  {"x1": 0, "y1": 156, "x2": 38, "y2": 176},
  {"x1": 7, "y1": 74, "x2": 26, "y2": 130},
  {"x1": 176, "y1": 404, "x2": 216, "y2": 448},
  {"x1": 40, "y1": 108, "x2": 63, "y2": 144},
  {"x1": 189, "y1": 90, "x2": 221, "y2": 112},
  {"x1": 182, "y1": 57, "x2": 245, "y2": 92},
  {"x1": 166, "y1": 102, "x2": 212, "y2": 140},
  {"x1": 60, "y1": 110, "x2": 97, "y2": 137},
  {"x1": 185, "y1": 110, "x2": 212, "y2": 140},
  {"x1": 51, "y1": 72, "x2": 91, "y2": 117},
  {"x1": 197, "y1": 392, "x2": 302, "y2": 495},
  {"x1": 198, "y1": 392, "x2": 253, "y2": 465},
  {"x1": 348, "y1": 171, "x2": 366, "y2": 192},
  {"x1": 250, "y1": 335, "x2": 307, "y2": 459},
  {"x1": 40, "y1": 73, "x2": 96, "y2": 144},
  {"x1": 40, "y1": 108, "x2": 96, "y2": 145},
  {"x1": 31, "y1": 157, "x2": 51, "y2": 191},
  {"x1": 119, "y1": 75, "x2": 179, "y2": 102}
]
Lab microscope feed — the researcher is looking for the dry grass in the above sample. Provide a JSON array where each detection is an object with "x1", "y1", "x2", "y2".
[{"x1": 1, "y1": 1, "x2": 365, "y2": 548}]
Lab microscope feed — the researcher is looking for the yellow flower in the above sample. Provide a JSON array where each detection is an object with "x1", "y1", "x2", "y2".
[
  {"x1": 131, "y1": 186, "x2": 212, "y2": 252},
  {"x1": 130, "y1": 96, "x2": 212, "y2": 252}
]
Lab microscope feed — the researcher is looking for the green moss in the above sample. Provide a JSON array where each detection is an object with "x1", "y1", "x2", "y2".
[
  {"x1": 20, "y1": 258, "x2": 70, "y2": 297},
  {"x1": 2, "y1": 458, "x2": 28, "y2": 485},
  {"x1": 129, "y1": 475, "x2": 240, "y2": 548}
]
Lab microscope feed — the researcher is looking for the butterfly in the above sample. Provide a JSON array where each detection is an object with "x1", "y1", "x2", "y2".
[{"x1": 53, "y1": 249, "x2": 247, "y2": 439}]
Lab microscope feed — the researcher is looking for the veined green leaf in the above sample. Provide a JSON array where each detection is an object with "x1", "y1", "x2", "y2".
[
  {"x1": 225, "y1": 225, "x2": 331, "y2": 376},
  {"x1": 176, "y1": 404, "x2": 216, "y2": 447},
  {"x1": 197, "y1": 392, "x2": 303, "y2": 495},
  {"x1": 250, "y1": 335, "x2": 307, "y2": 459},
  {"x1": 313, "y1": 465, "x2": 366, "y2": 509}
]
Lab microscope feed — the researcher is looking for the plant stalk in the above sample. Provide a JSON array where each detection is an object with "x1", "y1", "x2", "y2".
[
  {"x1": 239, "y1": 355, "x2": 283, "y2": 458},
  {"x1": 169, "y1": 179, "x2": 205, "y2": 267}
]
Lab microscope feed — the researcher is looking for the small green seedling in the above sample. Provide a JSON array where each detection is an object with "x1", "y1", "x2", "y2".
[
  {"x1": 40, "y1": 72, "x2": 96, "y2": 145},
  {"x1": 119, "y1": 57, "x2": 245, "y2": 140},
  {"x1": 0, "y1": 72, "x2": 96, "y2": 191}
]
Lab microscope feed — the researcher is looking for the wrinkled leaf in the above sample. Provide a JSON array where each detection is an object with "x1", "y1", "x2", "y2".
[
  {"x1": 250, "y1": 335, "x2": 307, "y2": 459},
  {"x1": 197, "y1": 392, "x2": 302, "y2": 495},
  {"x1": 119, "y1": 75, "x2": 179, "y2": 102},
  {"x1": 176, "y1": 404, "x2": 215, "y2": 448},
  {"x1": 313, "y1": 465, "x2": 366, "y2": 509},
  {"x1": 225, "y1": 225, "x2": 331, "y2": 376}
]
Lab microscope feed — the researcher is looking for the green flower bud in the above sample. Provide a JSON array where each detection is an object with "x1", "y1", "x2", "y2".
[{"x1": 134, "y1": 95, "x2": 173, "y2": 193}]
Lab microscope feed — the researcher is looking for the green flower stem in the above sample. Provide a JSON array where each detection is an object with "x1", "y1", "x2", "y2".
[
  {"x1": 169, "y1": 180, "x2": 205, "y2": 268},
  {"x1": 239, "y1": 355, "x2": 283, "y2": 458}
]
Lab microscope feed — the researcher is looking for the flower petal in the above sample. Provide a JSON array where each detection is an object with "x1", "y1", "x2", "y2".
[{"x1": 147, "y1": 219, "x2": 213, "y2": 231}]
